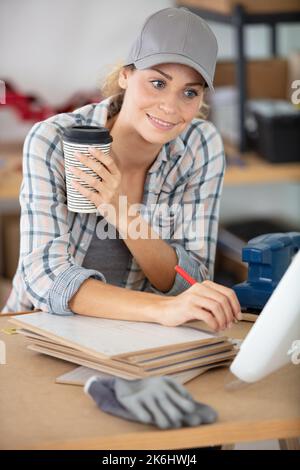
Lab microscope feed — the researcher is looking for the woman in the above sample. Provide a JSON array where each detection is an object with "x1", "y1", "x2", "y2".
[{"x1": 2, "y1": 7, "x2": 242, "y2": 331}]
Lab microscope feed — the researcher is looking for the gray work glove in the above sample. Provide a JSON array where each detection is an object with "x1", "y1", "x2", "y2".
[{"x1": 84, "y1": 375, "x2": 217, "y2": 429}]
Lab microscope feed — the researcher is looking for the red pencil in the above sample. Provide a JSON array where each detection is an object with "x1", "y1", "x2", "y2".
[{"x1": 174, "y1": 265, "x2": 197, "y2": 285}]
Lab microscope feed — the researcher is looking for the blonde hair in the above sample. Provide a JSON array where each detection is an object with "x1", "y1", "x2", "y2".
[{"x1": 99, "y1": 62, "x2": 209, "y2": 120}]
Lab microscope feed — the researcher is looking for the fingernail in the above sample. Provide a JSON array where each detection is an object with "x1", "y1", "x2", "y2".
[{"x1": 237, "y1": 311, "x2": 243, "y2": 320}]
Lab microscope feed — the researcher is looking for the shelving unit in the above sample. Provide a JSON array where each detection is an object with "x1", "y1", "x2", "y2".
[
  {"x1": 177, "y1": 0, "x2": 300, "y2": 151},
  {"x1": 223, "y1": 139, "x2": 300, "y2": 186}
]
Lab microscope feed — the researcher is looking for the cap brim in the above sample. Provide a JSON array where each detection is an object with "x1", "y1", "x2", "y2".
[{"x1": 131, "y1": 53, "x2": 214, "y2": 92}]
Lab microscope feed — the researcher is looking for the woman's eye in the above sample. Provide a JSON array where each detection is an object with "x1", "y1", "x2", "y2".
[
  {"x1": 150, "y1": 80, "x2": 165, "y2": 89},
  {"x1": 184, "y1": 89, "x2": 199, "y2": 99},
  {"x1": 150, "y1": 80, "x2": 199, "y2": 99}
]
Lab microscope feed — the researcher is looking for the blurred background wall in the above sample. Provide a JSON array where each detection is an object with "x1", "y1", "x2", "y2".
[
  {"x1": 1, "y1": 0, "x2": 299, "y2": 105},
  {"x1": 0, "y1": 0, "x2": 300, "y2": 294}
]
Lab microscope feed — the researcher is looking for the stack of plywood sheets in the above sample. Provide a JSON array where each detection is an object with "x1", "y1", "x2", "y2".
[{"x1": 10, "y1": 312, "x2": 237, "y2": 380}]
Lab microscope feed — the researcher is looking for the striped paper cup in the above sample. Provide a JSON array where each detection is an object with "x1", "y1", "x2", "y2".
[{"x1": 62, "y1": 126, "x2": 113, "y2": 213}]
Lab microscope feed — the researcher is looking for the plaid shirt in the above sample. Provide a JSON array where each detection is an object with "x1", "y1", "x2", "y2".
[{"x1": 2, "y1": 95, "x2": 225, "y2": 315}]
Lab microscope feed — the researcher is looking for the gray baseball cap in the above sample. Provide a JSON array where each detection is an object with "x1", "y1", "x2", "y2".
[{"x1": 124, "y1": 7, "x2": 218, "y2": 92}]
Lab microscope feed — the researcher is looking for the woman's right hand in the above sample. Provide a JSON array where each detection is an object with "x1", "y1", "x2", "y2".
[{"x1": 158, "y1": 280, "x2": 242, "y2": 331}]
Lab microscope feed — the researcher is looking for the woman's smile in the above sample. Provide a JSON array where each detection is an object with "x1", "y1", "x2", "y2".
[{"x1": 146, "y1": 113, "x2": 179, "y2": 131}]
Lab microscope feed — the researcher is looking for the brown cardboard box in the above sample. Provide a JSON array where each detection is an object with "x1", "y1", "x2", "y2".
[{"x1": 214, "y1": 58, "x2": 288, "y2": 99}]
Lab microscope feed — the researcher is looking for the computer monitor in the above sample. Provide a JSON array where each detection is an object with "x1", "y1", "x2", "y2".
[{"x1": 230, "y1": 250, "x2": 300, "y2": 383}]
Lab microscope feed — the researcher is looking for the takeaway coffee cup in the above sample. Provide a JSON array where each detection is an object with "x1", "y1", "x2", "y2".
[{"x1": 62, "y1": 126, "x2": 113, "y2": 213}]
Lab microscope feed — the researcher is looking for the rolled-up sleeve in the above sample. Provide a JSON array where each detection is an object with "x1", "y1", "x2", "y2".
[
  {"x1": 19, "y1": 121, "x2": 106, "y2": 315},
  {"x1": 47, "y1": 265, "x2": 106, "y2": 315},
  {"x1": 151, "y1": 242, "x2": 209, "y2": 296},
  {"x1": 150, "y1": 122, "x2": 225, "y2": 296}
]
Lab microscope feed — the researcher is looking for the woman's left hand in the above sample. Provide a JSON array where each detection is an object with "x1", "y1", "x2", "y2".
[{"x1": 69, "y1": 147, "x2": 122, "y2": 220}]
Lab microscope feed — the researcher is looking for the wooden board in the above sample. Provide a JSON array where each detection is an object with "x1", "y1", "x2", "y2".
[
  {"x1": 10, "y1": 312, "x2": 221, "y2": 362},
  {"x1": 55, "y1": 362, "x2": 232, "y2": 386},
  {"x1": 114, "y1": 336, "x2": 227, "y2": 361},
  {"x1": 126, "y1": 342, "x2": 234, "y2": 368},
  {"x1": 19, "y1": 326, "x2": 234, "y2": 375},
  {"x1": 17, "y1": 325, "x2": 226, "y2": 362},
  {"x1": 10, "y1": 313, "x2": 237, "y2": 380},
  {"x1": 25, "y1": 338, "x2": 143, "y2": 375},
  {"x1": 19, "y1": 328, "x2": 231, "y2": 367},
  {"x1": 28, "y1": 342, "x2": 236, "y2": 378},
  {"x1": 143, "y1": 350, "x2": 237, "y2": 376},
  {"x1": 28, "y1": 344, "x2": 139, "y2": 380},
  {"x1": 25, "y1": 334, "x2": 235, "y2": 375}
]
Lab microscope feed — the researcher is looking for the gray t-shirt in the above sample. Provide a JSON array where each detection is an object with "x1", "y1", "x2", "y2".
[{"x1": 82, "y1": 215, "x2": 132, "y2": 287}]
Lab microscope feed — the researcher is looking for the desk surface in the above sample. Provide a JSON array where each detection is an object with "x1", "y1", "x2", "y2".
[{"x1": 0, "y1": 316, "x2": 299, "y2": 450}]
